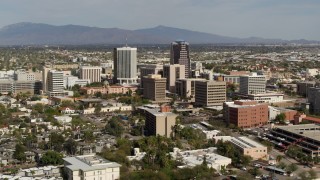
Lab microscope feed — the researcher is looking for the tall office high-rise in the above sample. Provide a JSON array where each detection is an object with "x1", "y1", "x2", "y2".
[
  {"x1": 48, "y1": 70, "x2": 64, "y2": 97},
  {"x1": 114, "y1": 47, "x2": 138, "y2": 84},
  {"x1": 170, "y1": 40, "x2": 191, "y2": 78},
  {"x1": 79, "y1": 66, "x2": 101, "y2": 83}
]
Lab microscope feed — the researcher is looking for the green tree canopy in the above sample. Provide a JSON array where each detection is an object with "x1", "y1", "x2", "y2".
[{"x1": 40, "y1": 151, "x2": 64, "y2": 165}]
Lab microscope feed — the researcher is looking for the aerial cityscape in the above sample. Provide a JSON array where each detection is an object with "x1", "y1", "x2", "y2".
[{"x1": 0, "y1": 1, "x2": 320, "y2": 180}]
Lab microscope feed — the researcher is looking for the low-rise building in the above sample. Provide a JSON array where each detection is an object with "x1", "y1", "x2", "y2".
[
  {"x1": 214, "y1": 136, "x2": 268, "y2": 160},
  {"x1": 268, "y1": 124, "x2": 320, "y2": 157},
  {"x1": 63, "y1": 154, "x2": 121, "y2": 180},
  {"x1": 237, "y1": 93, "x2": 284, "y2": 104},
  {"x1": 81, "y1": 85, "x2": 137, "y2": 95},
  {"x1": 268, "y1": 106, "x2": 297, "y2": 122},
  {"x1": 170, "y1": 147, "x2": 232, "y2": 171}
]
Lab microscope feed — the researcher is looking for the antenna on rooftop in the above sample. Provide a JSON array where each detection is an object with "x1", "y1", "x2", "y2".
[{"x1": 125, "y1": 34, "x2": 128, "y2": 47}]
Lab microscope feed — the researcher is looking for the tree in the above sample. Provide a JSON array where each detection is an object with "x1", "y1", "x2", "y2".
[
  {"x1": 83, "y1": 130, "x2": 95, "y2": 143},
  {"x1": 275, "y1": 113, "x2": 286, "y2": 124},
  {"x1": 49, "y1": 132, "x2": 65, "y2": 152},
  {"x1": 240, "y1": 155, "x2": 252, "y2": 167},
  {"x1": 248, "y1": 167, "x2": 262, "y2": 177},
  {"x1": 276, "y1": 155, "x2": 283, "y2": 163},
  {"x1": 277, "y1": 162, "x2": 287, "y2": 169},
  {"x1": 105, "y1": 117, "x2": 124, "y2": 137},
  {"x1": 13, "y1": 144, "x2": 26, "y2": 162},
  {"x1": 64, "y1": 139, "x2": 78, "y2": 155},
  {"x1": 33, "y1": 103, "x2": 44, "y2": 113},
  {"x1": 286, "y1": 163, "x2": 298, "y2": 173},
  {"x1": 40, "y1": 151, "x2": 63, "y2": 165},
  {"x1": 94, "y1": 104, "x2": 102, "y2": 114},
  {"x1": 286, "y1": 145, "x2": 303, "y2": 159}
]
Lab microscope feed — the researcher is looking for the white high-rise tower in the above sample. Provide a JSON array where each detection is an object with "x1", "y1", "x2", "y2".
[{"x1": 113, "y1": 46, "x2": 138, "y2": 84}]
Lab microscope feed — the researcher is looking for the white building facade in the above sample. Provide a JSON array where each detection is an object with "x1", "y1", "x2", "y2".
[{"x1": 113, "y1": 47, "x2": 138, "y2": 84}]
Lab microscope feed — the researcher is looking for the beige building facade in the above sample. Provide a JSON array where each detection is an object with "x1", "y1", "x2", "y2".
[{"x1": 195, "y1": 80, "x2": 226, "y2": 107}]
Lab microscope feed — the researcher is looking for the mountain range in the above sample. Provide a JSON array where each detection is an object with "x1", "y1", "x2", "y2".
[{"x1": 0, "y1": 22, "x2": 318, "y2": 45}]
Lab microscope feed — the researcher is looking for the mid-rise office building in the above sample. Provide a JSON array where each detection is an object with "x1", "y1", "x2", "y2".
[
  {"x1": 224, "y1": 100, "x2": 268, "y2": 128},
  {"x1": 142, "y1": 106, "x2": 177, "y2": 137},
  {"x1": 175, "y1": 78, "x2": 206, "y2": 99},
  {"x1": 113, "y1": 46, "x2": 138, "y2": 84},
  {"x1": 0, "y1": 80, "x2": 37, "y2": 95},
  {"x1": 163, "y1": 64, "x2": 185, "y2": 92},
  {"x1": 79, "y1": 66, "x2": 102, "y2": 83},
  {"x1": 308, "y1": 87, "x2": 320, "y2": 114},
  {"x1": 64, "y1": 75, "x2": 90, "y2": 88},
  {"x1": 239, "y1": 73, "x2": 266, "y2": 95},
  {"x1": 142, "y1": 74, "x2": 166, "y2": 102},
  {"x1": 14, "y1": 70, "x2": 35, "y2": 81},
  {"x1": 140, "y1": 64, "x2": 163, "y2": 78},
  {"x1": 170, "y1": 40, "x2": 191, "y2": 78},
  {"x1": 63, "y1": 154, "x2": 121, "y2": 180},
  {"x1": 195, "y1": 80, "x2": 226, "y2": 107},
  {"x1": 297, "y1": 81, "x2": 318, "y2": 97},
  {"x1": 48, "y1": 70, "x2": 64, "y2": 97}
]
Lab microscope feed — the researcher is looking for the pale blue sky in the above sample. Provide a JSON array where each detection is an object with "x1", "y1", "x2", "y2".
[{"x1": 1, "y1": 0, "x2": 319, "y2": 40}]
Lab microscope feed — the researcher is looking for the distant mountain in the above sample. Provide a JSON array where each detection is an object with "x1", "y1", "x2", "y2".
[{"x1": 0, "y1": 22, "x2": 318, "y2": 45}]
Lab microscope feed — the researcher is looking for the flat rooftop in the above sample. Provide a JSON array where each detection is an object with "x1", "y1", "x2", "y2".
[
  {"x1": 144, "y1": 107, "x2": 176, "y2": 117},
  {"x1": 276, "y1": 124, "x2": 320, "y2": 142},
  {"x1": 63, "y1": 154, "x2": 121, "y2": 171}
]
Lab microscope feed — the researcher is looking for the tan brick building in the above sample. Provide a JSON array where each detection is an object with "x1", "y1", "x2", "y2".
[
  {"x1": 194, "y1": 80, "x2": 226, "y2": 107},
  {"x1": 142, "y1": 74, "x2": 166, "y2": 102}
]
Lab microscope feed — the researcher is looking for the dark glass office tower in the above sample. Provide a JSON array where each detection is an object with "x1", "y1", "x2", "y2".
[{"x1": 170, "y1": 40, "x2": 190, "y2": 78}]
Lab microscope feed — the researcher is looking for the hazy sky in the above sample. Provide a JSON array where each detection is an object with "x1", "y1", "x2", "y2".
[{"x1": 1, "y1": 0, "x2": 319, "y2": 40}]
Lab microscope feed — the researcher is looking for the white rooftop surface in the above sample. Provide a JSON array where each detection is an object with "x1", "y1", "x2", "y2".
[
  {"x1": 215, "y1": 136, "x2": 265, "y2": 149},
  {"x1": 225, "y1": 100, "x2": 262, "y2": 108},
  {"x1": 63, "y1": 154, "x2": 121, "y2": 171},
  {"x1": 0, "y1": 174, "x2": 60, "y2": 180},
  {"x1": 249, "y1": 93, "x2": 284, "y2": 96},
  {"x1": 171, "y1": 147, "x2": 231, "y2": 166},
  {"x1": 143, "y1": 107, "x2": 176, "y2": 117}
]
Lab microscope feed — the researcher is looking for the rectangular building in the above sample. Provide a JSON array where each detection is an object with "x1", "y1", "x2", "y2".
[
  {"x1": 48, "y1": 70, "x2": 64, "y2": 97},
  {"x1": 144, "y1": 107, "x2": 177, "y2": 137},
  {"x1": 139, "y1": 64, "x2": 163, "y2": 78},
  {"x1": 268, "y1": 124, "x2": 320, "y2": 157},
  {"x1": 239, "y1": 73, "x2": 266, "y2": 95},
  {"x1": 175, "y1": 78, "x2": 206, "y2": 100},
  {"x1": 63, "y1": 154, "x2": 121, "y2": 180},
  {"x1": 195, "y1": 80, "x2": 226, "y2": 107},
  {"x1": 297, "y1": 81, "x2": 317, "y2": 97},
  {"x1": 113, "y1": 47, "x2": 137, "y2": 84},
  {"x1": 308, "y1": 87, "x2": 320, "y2": 114},
  {"x1": 163, "y1": 64, "x2": 185, "y2": 93},
  {"x1": 237, "y1": 93, "x2": 284, "y2": 104},
  {"x1": 214, "y1": 136, "x2": 268, "y2": 160},
  {"x1": 142, "y1": 74, "x2": 166, "y2": 102},
  {"x1": 79, "y1": 66, "x2": 102, "y2": 83},
  {"x1": 224, "y1": 100, "x2": 268, "y2": 128}
]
